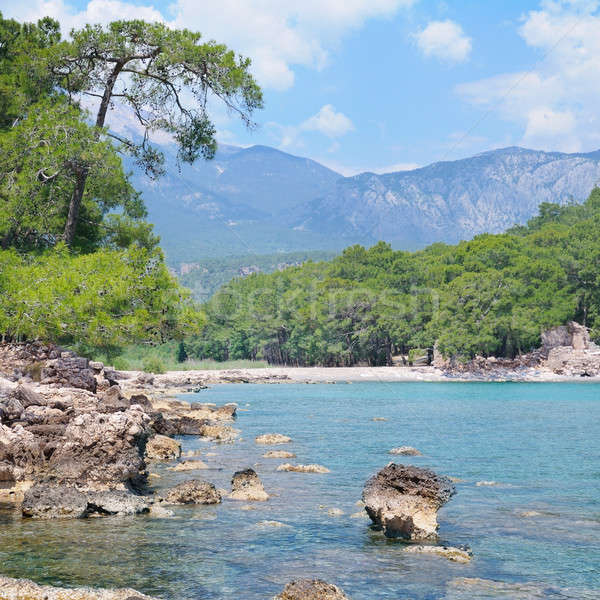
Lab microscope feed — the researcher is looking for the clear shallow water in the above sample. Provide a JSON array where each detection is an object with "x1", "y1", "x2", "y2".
[{"x1": 1, "y1": 382, "x2": 599, "y2": 599}]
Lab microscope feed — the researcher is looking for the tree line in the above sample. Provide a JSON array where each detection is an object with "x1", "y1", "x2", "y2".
[{"x1": 189, "y1": 191, "x2": 600, "y2": 365}]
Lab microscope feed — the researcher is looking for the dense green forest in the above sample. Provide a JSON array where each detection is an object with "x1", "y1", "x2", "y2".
[
  {"x1": 188, "y1": 193, "x2": 600, "y2": 366},
  {"x1": 0, "y1": 13, "x2": 261, "y2": 357}
]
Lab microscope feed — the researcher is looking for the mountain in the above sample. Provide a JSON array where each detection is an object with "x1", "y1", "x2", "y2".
[{"x1": 131, "y1": 144, "x2": 600, "y2": 265}]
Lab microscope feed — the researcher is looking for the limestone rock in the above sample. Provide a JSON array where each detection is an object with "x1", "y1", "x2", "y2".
[
  {"x1": 263, "y1": 450, "x2": 296, "y2": 459},
  {"x1": 274, "y1": 579, "x2": 351, "y2": 600},
  {"x1": 276, "y1": 463, "x2": 330, "y2": 473},
  {"x1": 41, "y1": 356, "x2": 96, "y2": 392},
  {"x1": 163, "y1": 479, "x2": 222, "y2": 505},
  {"x1": 145, "y1": 434, "x2": 181, "y2": 461},
  {"x1": 403, "y1": 544, "x2": 472, "y2": 563},
  {"x1": 22, "y1": 483, "x2": 88, "y2": 519},
  {"x1": 169, "y1": 460, "x2": 208, "y2": 471},
  {"x1": 362, "y1": 463, "x2": 455, "y2": 540},
  {"x1": 389, "y1": 446, "x2": 422, "y2": 456},
  {"x1": 255, "y1": 433, "x2": 292, "y2": 445},
  {"x1": 199, "y1": 423, "x2": 239, "y2": 442},
  {"x1": 85, "y1": 490, "x2": 149, "y2": 516},
  {"x1": 0, "y1": 575, "x2": 156, "y2": 599},
  {"x1": 229, "y1": 468, "x2": 269, "y2": 501}
]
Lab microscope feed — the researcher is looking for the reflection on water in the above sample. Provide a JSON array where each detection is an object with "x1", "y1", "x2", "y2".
[{"x1": 1, "y1": 382, "x2": 599, "y2": 599}]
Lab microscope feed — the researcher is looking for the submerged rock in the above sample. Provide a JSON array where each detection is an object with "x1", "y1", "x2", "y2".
[
  {"x1": 0, "y1": 575, "x2": 156, "y2": 599},
  {"x1": 276, "y1": 463, "x2": 330, "y2": 473},
  {"x1": 163, "y1": 479, "x2": 222, "y2": 505},
  {"x1": 404, "y1": 544, "x2": 472, "y2": 563},
  {"x1": 145, "y1": 434, "x2": 182, "y2": 461},
  {"x1": 169, "y1": 460, "x2": 209, "y2": 471},
  {"x1": 255, "y1": 433, "x2": 292, "y2": 445},
  {"x1": 274, "y1": 579, "x2": 351, "y2": 600},
  {"x1": 389, "y1": 446, "x2": 422, "y2": 456},
  {"x1": 263, "y1": 450, "x2": 296, "y2": 459},
  {"x1": 362, "y1": 463, "x2": 455, "y2": 540},
  {"x1": 229, "y1": 468, "x2": 269, "y2": 501}
]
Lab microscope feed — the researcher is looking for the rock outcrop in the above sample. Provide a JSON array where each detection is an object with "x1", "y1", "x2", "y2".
[
  {"x1": 229, "y1": 468, "x2": 269, "y2": 501},
  {"x1": 255, "y1": 433, "x2": 292, "y2": 445},
  {"x1": 163, "y1": 479, "x2": 222, "y2": 505},
  {"x1": 403, "y1": 544, "x2": 472, "y2": 563},
  {"x1": 276, "y1": 463, "x2": 330, "y2": 473},
  {"x1": 389, "y1": 446, "x2": 422, "y2": 456},
  {"x1": 362, "y1": 463, "x2": 455, "y2": 540},
  {"x1": 274, "y1": 579, "x2": 351, "y2": 600},
  {"x1": 0, "y1": 575, "x2": 156, "y2": 599},
  {"x1": 145, "y1": 434, "x2": 182, "y2": 461}
]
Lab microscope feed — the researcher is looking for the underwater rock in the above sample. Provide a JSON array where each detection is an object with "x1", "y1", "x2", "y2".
[
  {"x1": 255, "y1": 433, "x2": 292, "y2": 445},
  {"x1": 276, "y1": 463, "x2": 330, "y2": 473},
  {"x1": 145, "y1": 434, "x2": 182, "y2": 461},
  {"x1": 274, "y1": 579, "x2": 351, "y2": 599},
  {"x1": 163, "y1": 479, "x2": 222, "y2": 505},
  {"x1": 229, "y1": 468, "x2": 269, "y2": 501},
  {"x1": 362, "y1": 463, "x2": 455, "y2": 540},
  {"x1": 403, "y1": 544, "x2": 472, "y2": 563},
  {"x1": 169, "y1": 460, "x2": 208, "y2": 471},
  {"x1": 0, "y1": 575, "x2": 157, "y2": 599}
]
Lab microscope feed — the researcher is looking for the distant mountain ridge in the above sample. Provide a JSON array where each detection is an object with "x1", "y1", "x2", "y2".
[{"x1": 132, "y1": 144, "x2": 600, "y2": 264}]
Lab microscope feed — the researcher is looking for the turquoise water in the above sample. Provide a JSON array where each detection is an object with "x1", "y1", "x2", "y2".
[{"x1": 1, "y1": 382, "x2": 599, "y2": 598}]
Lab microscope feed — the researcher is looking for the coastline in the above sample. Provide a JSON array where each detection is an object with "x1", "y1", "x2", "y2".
[{"x1": 119, "y1": 365, "x2": 600, "y2": 391}]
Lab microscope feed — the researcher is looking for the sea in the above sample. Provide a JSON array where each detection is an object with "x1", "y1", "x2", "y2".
[{"x1": 1, "y1": 382, "x2": 599, "y2": 599}]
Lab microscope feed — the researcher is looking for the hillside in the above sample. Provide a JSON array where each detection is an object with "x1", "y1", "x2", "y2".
[{"x1": 134, "y1": 144, "x2": 600, "y2": 265}]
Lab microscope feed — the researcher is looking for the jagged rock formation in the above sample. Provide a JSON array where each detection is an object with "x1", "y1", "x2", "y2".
[
  {"x1": 145, "y1": 434, "x2": 182, "y2": 461},
  {"x1": 274, "y1": 579, "x2": 351, "y2": 600},
  {"x1": 362, "y1": 463, "x2": 455, "y2": 540},
  {"x1": 163, "y1": 479, "x2": 222, "y2": 505},
  {"x1": 229, "y1": 468, "x2": 269, "y2": 501}
]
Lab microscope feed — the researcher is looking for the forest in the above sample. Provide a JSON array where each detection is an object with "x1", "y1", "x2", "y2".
[
  {"x1": 0, "y1": 13, "x2": 260, "y2": 358},
  {"x1": 189, "y1": 193, "x2": 600, "y2": 365}
]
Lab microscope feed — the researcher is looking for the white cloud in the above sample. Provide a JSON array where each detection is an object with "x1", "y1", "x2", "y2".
[
  {"x1": 415, "y1": 19, "x2": 472, "y2": 63},
  {"x1": 456, "y1": 1, "x2": 600, "y2": 152},
  {"x1": 4, "y1": 0, "x2": 417, "y2": 90},
  {"x1": 301, "y1": 104, "x2": 355, "y2": 138},
  {"x1": 317, "y1": 159, "x2": 419, "y2": 176}
]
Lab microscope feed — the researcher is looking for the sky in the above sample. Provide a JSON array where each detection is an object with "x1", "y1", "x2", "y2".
[{"x1": 2, "y1": 0, "x2": 600, "y2": 175}]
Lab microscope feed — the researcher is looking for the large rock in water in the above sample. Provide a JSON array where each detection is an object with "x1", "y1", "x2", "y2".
[
  {"x1": 145, "y1": 434, "x2": 181, "y2": 461},
  {"x1": 229, "y1": 468, "x2": 269, "y2": 501},
  {"x1": 274, "y1": 579, "x2": 351, "y2": 599},
  {"x1": 163, "y1": 479, "x2": 222, "y2": 505},
  {"x1": 362, "y1": 463, "x2": 455, "y2": 540}
]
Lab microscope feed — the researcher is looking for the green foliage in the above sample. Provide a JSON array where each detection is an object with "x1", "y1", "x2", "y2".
[
  {"x1": 191, "y1": 191, "x2": 600, "y2": 365},
  {"x1": 177, "y1": 341, "x2": 188, "y2": 363},
  {"x1": 142, "y1": 355, "x2": 166, "y2": 374}
]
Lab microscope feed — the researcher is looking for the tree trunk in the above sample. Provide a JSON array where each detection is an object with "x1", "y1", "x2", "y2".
[{"x1": 63, "y1": 168, "x2": 88, "y2": 246}]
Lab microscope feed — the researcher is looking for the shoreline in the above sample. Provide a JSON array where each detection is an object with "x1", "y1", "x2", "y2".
[{"x1": 120, "y1": 365, "x2": 600, "y2": 391}]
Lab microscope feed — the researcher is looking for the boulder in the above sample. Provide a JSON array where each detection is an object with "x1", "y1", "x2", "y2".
[
  {"x1": 163, "y1": 479, "x2": 222, "y2": 505},
  {"x1": 22, "y1": 483, "x2": 88, "y2": 519},
  {"x1": 199, "y1": 423, "x2": 239, "y2": 442},
  {"x1": 263, "y1": 450, "x2": 296, "y2": 459},
  {"x1": 85, "y1": 490, "x2": 149, "y2": 516},
  {"x1": 274, "y1": 579, "x2": 351, "y2": 600},
  {"x1": 255, "y1": 433, "x2": 292, "y2": 445},
  {"x1": 145, "y1": 434, "x2": 181, "y2": 461},
  {"x1": 12, "y1": 384, "x2": 45, "y2": 408},
  {"x1": 0, "y1": 575, "x2": 157, "y2": 599},
  {"x1": 403, "y1": 544, "x2": 472, "y2": 563},
  {"x1": 362, "y1": 463, "x2": 455, "y2": 540},
  {"x1": 41, "y1": 356, "x2": 96, "y2": 392},
  {"x1": 229, "y1": 468, "x2": 269, "y2": 501}
]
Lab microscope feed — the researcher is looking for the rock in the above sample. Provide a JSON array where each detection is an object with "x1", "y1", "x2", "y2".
[
  {"x1": 0, "y1": 575, "x2": 156, "y2": 599},
  {"x1": 257, "y1": 520, "x2": 290, "y2": 528},
  {"x1": 89, "y1": 361, "x2": 104, "y2": 371},
  {"x1": 0, "y1": 396, "x2": 24, "y2": 421},
  {"x1": 274, "y1": 579, "x2": 351, "y2": 600},
  {"x1": 403, "y1": 544, "x2": 472, "y2": 563},
  {"x1": 199, "y1": 423, "x2": 239, "y2": 442},
  {"x1": 145, "y1": 434, "x2": 181, "y2": 461},
  {"x1": 255, "y1": 433, "x2": 292, "y2": 445},
  {"x1": 276, "y1": 463, "x2": 330, "y2": 473},
  {"x1": 389, "y1": 446, "x2": 422, "y2": 456},
  {"x1": 149, "y1": 504, "x2": 174, "y2": 518},
  {"x1": 12, "y1": 384, "x2": 45, "y2": 408},
  {"x1": 163, "y1": 479, "x2": 222, "y2": 505},
  {"x1": 328, "y1": 508, "x2": 344, "y2": 517},
  {"x1": 362, "y1": 463, "x2": 455, "y2": 540},
  {"x1": 476, "y1": 480, "x2": 499, "y2": 486},
  {"x1": 229, "y1": 468, "x2": 269, "y2": 501},
  {"x1": 263, "y1": 450, "x2": 296, "y2": 459},
  {"x1": 85, "y1": 490, "x2": 149, "y2": 516},
  {"x1": 169, "y1": 460, "x2": 208, "y2": 471},
  {"x1": 41, "y1": 356, "x2": 96, "y2": 392},
  {"x1": 22, "y1": 483, "x2": 88, "y2": 519},
  {"x1": 99, "y1": 385, "x2": 130, "y2": 412}
]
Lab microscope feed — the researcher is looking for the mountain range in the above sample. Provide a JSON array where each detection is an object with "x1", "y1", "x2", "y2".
[{"x1": 131, "y1": 143, "x2": 600, "y2": 266}]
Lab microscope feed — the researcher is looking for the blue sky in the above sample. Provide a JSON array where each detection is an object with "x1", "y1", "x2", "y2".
[{"x1": 2, "y1": 0, "x2": 600, "y2": 174}]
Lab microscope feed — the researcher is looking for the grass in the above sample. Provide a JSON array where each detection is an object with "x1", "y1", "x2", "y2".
[{"x1": 90, "y1": 342, "x2": 269, "y2": 372}]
